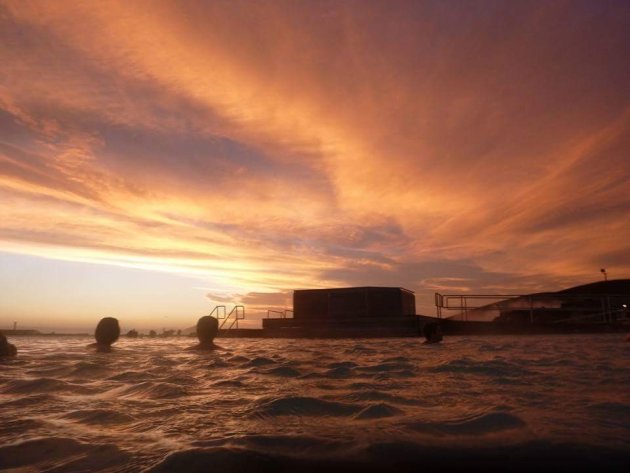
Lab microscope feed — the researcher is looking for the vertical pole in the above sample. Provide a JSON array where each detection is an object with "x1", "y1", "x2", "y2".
[{"x1": 529, "y1": 296, "x2": 534, "y2": 323}]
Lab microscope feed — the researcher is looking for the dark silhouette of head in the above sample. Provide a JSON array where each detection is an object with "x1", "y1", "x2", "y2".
[
  {"x1": 95, "y1": 317, "x2": 120, "y2": 347},
  {"x1": 196, "y1": 316, "x2": 218, "y2": 346},
  {"x1": 0, "y1": 331, "x2": 17, "y2": 357},
  {"x1": 423, "y1": 322, "x2": 443, "y2": 344}
]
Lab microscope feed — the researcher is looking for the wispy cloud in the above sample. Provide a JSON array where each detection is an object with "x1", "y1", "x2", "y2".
[{"x1": 0, "y1": 1, "x2": 628, "y2": 320}]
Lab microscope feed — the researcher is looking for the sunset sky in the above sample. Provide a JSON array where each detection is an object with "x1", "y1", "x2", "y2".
[{"x1": 1, "y1": 1, "x2": 629, "y2": 331}]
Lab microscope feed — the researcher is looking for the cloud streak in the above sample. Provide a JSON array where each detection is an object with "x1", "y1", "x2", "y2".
[{"x1": 0, "y1": 0, "x2": 629, "y2": 318}]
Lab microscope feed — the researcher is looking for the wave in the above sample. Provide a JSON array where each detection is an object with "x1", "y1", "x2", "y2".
[
  {"x1": 255, "y1": 396, "x2": 361, "y2": 417},
  {"x1": 326, "y1": 361, "x2": 358, "y2": 369},
  {"x1": 406, "y1": 411, "x2": 526, "y2": 435},
  {"x1": 145, "y1": 446, "x2": 377, "y2": 473},
  {"x1": 0, "y1": 393, "x2": 57, "y2": 408},
  {"x1": 1, "y1": 377, "x2": 95, "y2": 395},
  {"x1": 117, "y1": 381, "x2": 189, "y2": 399},
  {"x1": 68, "y1": 361, "x2": 112, "y2": 378},
  {"x1": 0, "y1": 437, "x2": 131, "y2": 472},
  {"x1": 108, "y1": 370, "x2": 156, "y2": 382},
  {"x1": 354, "y1": 403, "x2": 404, "y2": 419},
  {"x1": 150, "y1": 356, "x2": 179, "y2": 367},
  {"x1": 206, "y1": 358, "x2": 230, "y2": 368},
  {"x1": 162, "y1": 374, "x2": 199, "y2": 386},
  {"x1": 0, "y1": 418, "x2": 46, "y2": 436},
  {"x1": 357, "y1": 362, "x2": 416, "y2": 373},
  {"x1": 246, "y1": 357, "x2": 276, "y2": 367},
  {"x1": 589, "y1": 402, "x2": 630, "y2": 418},
  {"x1": 2, "y1": 335, "x2": 628, "y2": 472},
  {"x1": 478, "y1": 342, "x2": 518, "y2": 352},
  {"x1": 324, "y1": 366, "x2": 356, "y2": 378},
  {"x1": 339, "y1": 389, "x2": 420, "y2": 406},
  {"x1": 22, "y1": 365, "x2": 74, "y2": 377},
  {"x1": 344, "y1": 345, "x2": 378, "y2": 355},
  {"x1": 62, "y1": 409, "x2": 136, "y2": 425},
  {"x1": 429, "y1": 357, "x2": 532, "y2": 377},
  {"x1": 227, "y1": 355, "x2": 250, "y2": 363},
  {"x1": 212, "y1": 379, "x2": 245, "y2": 388},
  {"x1": 230, "y1": 434, "x2": 352, "y2": 455},
  {"x1": 373, "y1": 369, "x2": 416, "y2": 379},
  {"x1": 146, "y1": 441, "x2": 630, "y2": 473},
  {"x1": 265, "y1": 366, "x2": 302, "y2": 377},
  {"x1": 380, "y1": 356, "x2": 410, "y2": 363}
]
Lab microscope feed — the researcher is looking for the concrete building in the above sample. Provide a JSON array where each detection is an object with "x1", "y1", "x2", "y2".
[
  {"x1": 294, "y1": 287, "x2": 416, "y2": 319},
  {"x1": 263, "y1": 287, "x2": 423, "y2": 337}
]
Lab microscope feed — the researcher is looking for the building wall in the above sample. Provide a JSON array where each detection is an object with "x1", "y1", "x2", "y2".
[
  {"x1": 401, "y1": 290, "x2": 416, "y2": 316},
  {"x1": 293, "y1": 287, "x2": 415, "y2": 320},
  {"x1": 329, "y1": 288, "x2": 367, "y2": 319},
  {"x1": 366, "y1": 288, "x2": 402, "y2": 317},
  {"x1": 293, "y1": 289, "x2": 329, "y2": 320}
]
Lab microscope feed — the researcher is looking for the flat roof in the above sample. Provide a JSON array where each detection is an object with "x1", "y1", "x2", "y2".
[{"x1": 294, "y1": 287, "x2": 415, "y2": 294}]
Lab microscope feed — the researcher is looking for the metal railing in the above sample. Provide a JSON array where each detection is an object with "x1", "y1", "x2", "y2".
[
  {"x1": 266, "y1": 309, "x2": 294, "y2": 319},
  {"x1": 435, "y1": 292, "x2": 629, "y2": 324},
  {"x1": 207, "y1": 305, "x2": 245, "y2": 330},
  {"x1": 209, "y1": 305, "x2": 226, "y2": 320},
  {"x1": 219, "y1": 305, "x2": 245, "y2": 330}
]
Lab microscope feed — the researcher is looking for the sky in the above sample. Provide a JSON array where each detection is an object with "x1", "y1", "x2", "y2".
[{"x1": 1, "y1": 0, "x2": 629, "y2": 332}]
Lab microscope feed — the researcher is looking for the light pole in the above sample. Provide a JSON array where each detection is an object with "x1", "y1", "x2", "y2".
[{"x1": 600, "y1": 268, "x2": 608, "y2": 281}]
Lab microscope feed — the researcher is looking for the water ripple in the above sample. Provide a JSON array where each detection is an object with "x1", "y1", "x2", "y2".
[{"x1": 0, "y1": 334, "x2": 628, "y2": 471}]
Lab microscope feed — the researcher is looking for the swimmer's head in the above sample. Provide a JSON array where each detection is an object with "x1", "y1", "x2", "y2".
[
  {"x1": 95, "y1": 317, "x2": 120, "y2": 346},
  {"x1": 196, "y1": 316, "x2": 218, "y2": 345},
  {"x1": 0, "y1": 331, "x2": 17, "y2": 357},
  {"x1": 423, "y1": 322, "x2": 443, "y2": 343}
]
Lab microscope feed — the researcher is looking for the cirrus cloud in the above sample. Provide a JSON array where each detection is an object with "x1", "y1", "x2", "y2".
[{"x1": 0, "y1": 0, "x2": 628, "y2": 321}]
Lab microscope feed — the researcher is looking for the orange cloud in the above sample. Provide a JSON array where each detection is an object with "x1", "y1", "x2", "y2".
[{"x1": 0, "y1": 1, "x2": 629, "y2": 322}]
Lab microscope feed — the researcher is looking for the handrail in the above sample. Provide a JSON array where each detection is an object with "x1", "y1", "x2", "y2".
[
  {"x1": 266, "y1": 309, "x2": 294, "y2": 319},
  {"x1": 267, "y1": 309, "x2": 285, "y2": 319},
  {"x1": 209, "y1": 305, "x2": 227, "y2": 319},
  {"x1": 435, "y1": 292, "x2": 628, "y2": 323},
  {"x1": 220, "y1": 305, "x2": 245, "y2": 329}
]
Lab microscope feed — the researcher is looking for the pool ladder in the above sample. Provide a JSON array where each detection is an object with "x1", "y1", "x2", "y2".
[{"x1": 208, "y1": 305, "x2": 245, "y2": 329}]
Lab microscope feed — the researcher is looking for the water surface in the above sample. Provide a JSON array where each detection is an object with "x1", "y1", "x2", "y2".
[{"x1": 1, "y1": 335, "x2": 629, "y2": 471}]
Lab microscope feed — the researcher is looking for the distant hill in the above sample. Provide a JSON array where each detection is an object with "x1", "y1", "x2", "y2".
[{"x1": 182, "y1": 325, "x2": 196, "y2": 336}]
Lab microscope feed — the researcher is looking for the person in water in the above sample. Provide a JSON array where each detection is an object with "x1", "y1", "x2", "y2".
[
  {"x1": 423, "y1": 322, "x2": 443, "y2": 344},
  {"x1": 91, "y1": 317, "x2": 120, "y2": 352},
  {"x1": 0, "y1": 332, "x2": 17, "y2": 357},
  {"x1": 188, "y1": 315, "x2": 219, "y2": 350}
]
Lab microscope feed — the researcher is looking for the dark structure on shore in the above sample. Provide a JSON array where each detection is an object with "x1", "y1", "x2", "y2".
[
  {"x1": 263, "y1": 287, "x2": 423, "y2": 337},
  {"x1": 435, "y1": 279, "x2": 630, "y2": 334}
]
